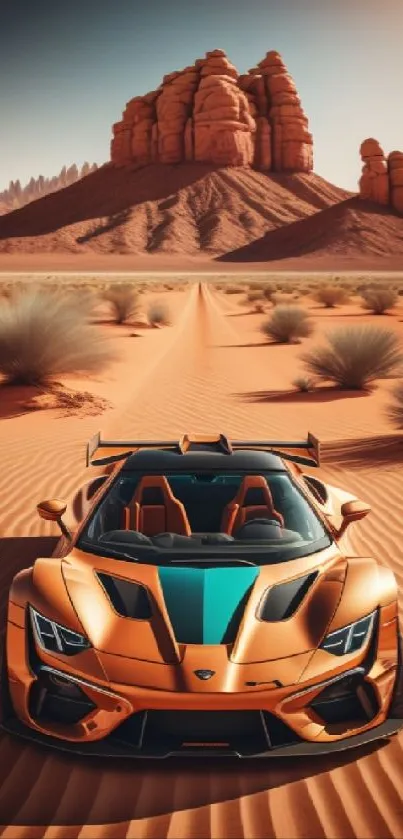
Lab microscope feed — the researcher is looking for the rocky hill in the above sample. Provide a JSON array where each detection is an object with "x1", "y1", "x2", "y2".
[{"x1": 0, "y1": 163, "x2": 348, "y2": 257}]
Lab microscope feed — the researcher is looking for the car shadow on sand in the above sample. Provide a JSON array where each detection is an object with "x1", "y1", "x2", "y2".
[{"x1": 0, "y1": 535, "x2": 393, "y2": 826}]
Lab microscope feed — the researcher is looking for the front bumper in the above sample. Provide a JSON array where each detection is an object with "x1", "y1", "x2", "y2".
[
  {"x1": 4, "y1": 602, "x2": 403, "y2": 758},
  {"x1": 2, "y1": 710, "x2": 402, "y2": 758}
]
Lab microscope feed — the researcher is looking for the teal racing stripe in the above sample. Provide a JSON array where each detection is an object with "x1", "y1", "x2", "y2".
[{"x1": 158, "y1": 566, "x2": 259, "y2": 644}]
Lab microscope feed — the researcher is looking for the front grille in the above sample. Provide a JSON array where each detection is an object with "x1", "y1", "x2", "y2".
[
  {"x1": 29, "y1": 671, "x2": 96, "y2": 725},
  {"x1": 310, "y1": 673, "x2": 379, "y2": 727},
  {"x1": 111, "y1": 709, "x2": 300, "y2": 756}
]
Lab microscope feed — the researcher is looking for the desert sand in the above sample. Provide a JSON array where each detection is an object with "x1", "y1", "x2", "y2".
[{"x1": 0, "y1": 280, "x2": 403, "y2": 838}]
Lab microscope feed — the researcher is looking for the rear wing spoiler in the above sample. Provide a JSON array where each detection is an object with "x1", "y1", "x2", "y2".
[{"x1": 86, "y1": 431, "x2": 320, "y2": 468}]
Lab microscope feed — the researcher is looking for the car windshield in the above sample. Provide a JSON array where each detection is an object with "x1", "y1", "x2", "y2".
[{"x1": 78, "y1": 470, "x2": 332, "y2": 566}]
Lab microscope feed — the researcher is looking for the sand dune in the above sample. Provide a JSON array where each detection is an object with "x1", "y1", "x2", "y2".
[{"x1": 0, "y1": 282, "x2": 403, "y2": 838}]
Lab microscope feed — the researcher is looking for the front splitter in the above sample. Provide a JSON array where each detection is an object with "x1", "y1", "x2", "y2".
[{"x1": 1, "y1": 715, "x2": 402, "y2": 759}]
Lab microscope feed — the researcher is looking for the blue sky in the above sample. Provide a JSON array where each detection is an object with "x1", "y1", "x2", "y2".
[{"x1": 1, "y1": 0, "x2": 402, "y2": 191}]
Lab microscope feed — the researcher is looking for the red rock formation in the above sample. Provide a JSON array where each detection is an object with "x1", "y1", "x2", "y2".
[
  {"x1": 388, "y1": 151, "x2": 403, "y2": 215},
  {"x1": 359, "y1": 139, "x2": 390, "y2": 205},
  {"x1": 247, "y1": 51, "x2": 313, "y2": 172},
  {"x1": 358, "y1": 139, "x2": 403, "y2": 215},
  {"x1": 110, "y1": 49, "x2": 313, "y2": 173},
  {"x1": 0, "y1": 164, "x2": 98, "y2": 215}
]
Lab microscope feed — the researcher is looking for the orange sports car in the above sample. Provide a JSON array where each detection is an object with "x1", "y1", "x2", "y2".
[{"x1": 3, "y1": 432, "x2": 403, "y2": 757}]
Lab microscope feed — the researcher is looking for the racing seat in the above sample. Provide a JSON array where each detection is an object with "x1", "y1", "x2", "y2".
[
  {"x1": 123, "y1": 476, "x2": 192, "y2": 536},
  {"x1": 220, "y1": 475, "x2": 284, "y2": 536}
]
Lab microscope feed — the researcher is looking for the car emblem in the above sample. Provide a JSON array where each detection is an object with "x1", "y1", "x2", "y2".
[{"x1": 194, "y1": 669, "x2": 215, "y2": 680}]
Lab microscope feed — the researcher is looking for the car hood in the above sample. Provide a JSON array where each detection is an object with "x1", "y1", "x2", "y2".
[{"x1": 61, "y1": 546, "x2": 344, "y2": 672}]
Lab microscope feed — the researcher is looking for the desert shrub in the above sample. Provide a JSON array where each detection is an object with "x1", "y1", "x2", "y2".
[
  {"x1": 262, "y1": 283, "x2": 276, "y2": 302},
  {"x1": 386, "y1": 381, "x2": 403, "y2": 428},
  {"x1": 147, "y1": 301, "x2": 170, "y2": 326},
  {"x1": 248, "y1": 282, "x2": 265, "y2": 291},
  {"x1": 361, "y1": 288, "x2": 398, "y2": 314},
  {"x1": 103, "y1": 283, "x2": 140, "y2": 323},
  {"x1": 301, "y1": 325, "x2": 403, "y2": 390},
  {"x1": 246, "y1": 290, "x2": 264, "y2": 303},
  {"x1": 260, "y1": 305, "x2": 314, "y2": 344},
  {"x1": 0, "y1": 290, "x2": 117, "y2": 385},
  {"x1": 224, "y1": 284, "x2": 244, "y2": 294},
  {"x1": 292, "y1": 376, "x2": 316, "y2": 392},
  {"x1": 254, "y1": 302, "x2": 266, "y2": 313},
  {"x1": 313, "y1": 285, "x2": 349, "y2": 308}
]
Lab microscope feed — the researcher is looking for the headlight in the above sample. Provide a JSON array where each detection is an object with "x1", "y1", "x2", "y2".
[
  {"x1": 320, "y1": 611, "x2": 375, "y2": 656},
  {"x1": 30, "y1": 606, "x2": 91, "y2": 656}
]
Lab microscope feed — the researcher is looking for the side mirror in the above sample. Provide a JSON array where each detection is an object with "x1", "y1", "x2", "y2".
[
  {"x1": 37, "y1": 499, "x2": 72, "y2": 540},
  {"x1": 337, "y1": 499, "x2": 371, "y2": 538}
]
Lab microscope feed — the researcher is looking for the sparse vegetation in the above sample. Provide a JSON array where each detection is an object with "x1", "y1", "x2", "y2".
[
  {"x1": 103, "y1": 283, "x2": 140, "y2": 324},
  {"x1": 224, "y1": 284, "x2": 245, "y2": 294},
  {"x1": 361, "y1": 288, "x2": 398, "y2": 314},
  {"x1": 386, "y1": 382, "x2": 403, "y2": 428},
  {"x1": 260, "y1": 305, "x2": 314, "y2": 344},
  {"x1": 292, "y1": 376, "x2": 316, "y2": 392},
  {"x1": 301, "y1": 326, "x2": 403, "y2": 390},
  {"x1": 246, "y1": 290, "x2": 264, "y2": 303},
  {"x1": 313, "y1": 285, "x2": 349, "y2": 308},
  {"x1": 0, "y1": 290, "x2": 117, "y2": 386},
  {"x1": 262, "y1": 284, "x2": 276, "y2": 302},
  {"x1": 147, "y1": 301, "x2": 170, "y2": 326}
]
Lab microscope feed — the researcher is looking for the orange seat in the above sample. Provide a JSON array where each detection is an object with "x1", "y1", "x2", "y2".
[
  {"x1": 123, "y1": 475, "x2": 191, "y2": 536},
  {"x1": 220, "y1": 475, "x2": 284, "y2": 536}
]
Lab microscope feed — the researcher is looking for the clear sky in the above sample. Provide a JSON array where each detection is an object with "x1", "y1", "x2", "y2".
[{"x1": 1, "y1": 0, "x2": 402, "y2": 192}]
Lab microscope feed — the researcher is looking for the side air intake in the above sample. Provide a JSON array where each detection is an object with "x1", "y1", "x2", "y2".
[
  {"x1": 97, "y1": 573, "x2": 152, "y2": 619},
  {"x1": 258, "y1": 572, "x2": 318, "y2": 622}
]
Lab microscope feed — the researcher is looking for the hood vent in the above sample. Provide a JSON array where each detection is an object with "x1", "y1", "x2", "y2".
[
  {"x1": 258, "y1": 572, "x2": 318, "y2": 622},
  {"x1": 97, "y1": 572, "x2": 152, "y2": 619}
]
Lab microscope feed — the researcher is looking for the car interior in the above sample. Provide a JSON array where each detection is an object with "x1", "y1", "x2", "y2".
[{"x1": 89, "y1": 471, "x2": 326, "y2": 549}]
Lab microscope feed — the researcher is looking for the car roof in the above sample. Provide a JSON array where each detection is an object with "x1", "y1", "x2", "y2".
[{"x1": 122, "y1": 448, "x2": 288, "y2": 472}]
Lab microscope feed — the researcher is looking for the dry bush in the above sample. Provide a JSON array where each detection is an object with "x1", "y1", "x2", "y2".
[
  {"x1": 254, "y1": 302, "x2": 266, "y2": 314},
  {"x1": 261, "y1": 305, "x2": 314, "y2": 344},
  {"x1": 292, "y1": 376, "x2": 316, "y2": 392},
  {"x1": 361, "y1": 288, "x2": 398, "y2": 314},
  {"x1": 262, "y1": 283, "x2": 276, "y2": 302},
  {"x1": 224, "y1": 284, "x2": 245, "y2": 294},
  {"x1": 386, "y1": 382, "x2": 403, "y2": 428},
  {"x1": 301, "y1": 326, "x2": 403, "y2": 390},
  {"x1": 0, "y1": 290, "x2": 117, "y2": 385},
  {"x1": 246, "y1": 290, "x2": 264, "y2": 303},
  {"x1": 248, "y1": 281, "x2": 265, "y2": 291},
  {"x1": 313, "y1": 285, "x2": 349, "y2": 308},
  {"x1": 147, "y1": 301, "x2": 170, "y2": 326},
  {"x1": 103, "y1": 283, "x2": 140, "y2": 323}
]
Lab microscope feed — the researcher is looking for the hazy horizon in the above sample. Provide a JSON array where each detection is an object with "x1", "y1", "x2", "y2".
[{"x1": 1, "y1": 0, "x2": 402, "y2": 193}]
